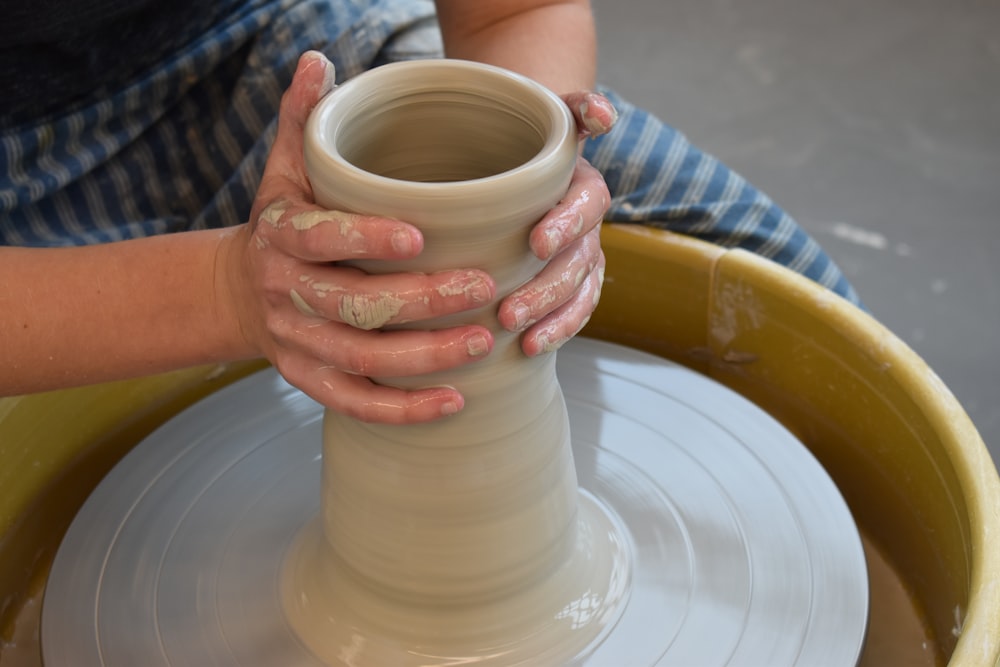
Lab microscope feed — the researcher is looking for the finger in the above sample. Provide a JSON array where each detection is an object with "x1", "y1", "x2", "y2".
[
  {"x1": 280, "y1": 354, "x2": 467, "y2": 423},
  {"x1": 521, "y1": 252, "x2": 606, "y2": 358},
  {"x1": 251, "y1": 51, "x2": 337, "y2": 223},
  {"x1": 529, "y1": 156, "x2": 610, "y2": 260},
  {"x1": 253, "y1": 198, "x2": 423, "y2": 262},
  {"x1": 285, "y1": 266, "x2": 495, "y2": 329},
  {"x1": 498, "y1": 225, "x2": 602, "y2": 332},
  {"x1": 561, "y1": 91, "x2": 619, "y2": 139},
  {"x1": 274, "y1": 318, "x2": 493, "y2": 378}
]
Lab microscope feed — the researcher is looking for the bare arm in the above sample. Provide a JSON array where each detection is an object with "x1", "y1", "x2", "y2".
[
  {"x1": 0, "y1": 229, "x2": 246, "y2": 394},
  {"x1": 435, "y1": 0, "x2": 598, "y2": 95}
]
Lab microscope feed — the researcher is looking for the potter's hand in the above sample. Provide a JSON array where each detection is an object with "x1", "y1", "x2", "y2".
[
  {"x1": 497, "y1": 92, "x2": 617, "y2": 356},
  {"x1": 222, "y1": 51, "x2": 496, "y2": 424}
]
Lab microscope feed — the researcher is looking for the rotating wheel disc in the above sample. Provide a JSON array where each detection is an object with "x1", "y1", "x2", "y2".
[{"x1": 42, "y1": 338, "x2": 868, "y2": 666}]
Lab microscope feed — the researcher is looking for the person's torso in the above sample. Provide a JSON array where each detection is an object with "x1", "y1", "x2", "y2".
[{"x1": 0, "y1": 0, "x2": 246, "y2": 126}]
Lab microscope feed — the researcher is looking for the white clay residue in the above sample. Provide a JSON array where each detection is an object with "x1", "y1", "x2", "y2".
[
  {"x1": 290, "y1": 289, "x2": 320, "y2": 317},
  {"x1": 436, "y1": 273, "x2": 490, "y2": 304},
  {"x1": 289, "y1": 210, "x2": 330, "y2": 231},
  {"x1": 592, "y1": 268, "x2": 604, "y2": 307},
  {"x1": 338, "y1": 292, "x2": 406, "y2": 330},
  {"x1": 290, "y1": 210, "x2": 364, "y2": 252},
  {"x1": 259, "y1": 200, "x2": 290, "y2": 229},
  {"x1": 710, "y1": 281, "x2": 763, "y2": 348},
  {"x1": 309, "y1": 282, "x2": 339, "y2": 297}
]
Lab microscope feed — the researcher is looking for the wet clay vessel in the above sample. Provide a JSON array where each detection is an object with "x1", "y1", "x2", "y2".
[{"x1": 286, "y1": 58, "x2": 614, "y2": 663}]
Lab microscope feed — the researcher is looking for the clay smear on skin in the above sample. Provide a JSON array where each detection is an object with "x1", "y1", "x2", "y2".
[
  {"x1": 290, "y1": 289, "x2": 320, "y2": 317},
  {"x1": 330, "y1": 274, "x2": 488, "y2": 330},
  {"x1": 263, "y1": 204, "x2": 364, "y2": 247},
  {"x1": 594, "y1": 267, "x2": 605, "y2": 307},
  {"x1": 521, "y1": 263, "x2": 590, "y2": 324},
  {"x1": 579, "y1": 98, "x2": 618, "y2": 136},
  {"x1": 339, "y1": 293, "x2": 406, "y2": 330},
  {"x1": 435, "y1": 273, "x2": 491, "y2": 304},
  {"x1": 544, "y1": 212, "x2": 586, "y2": 258},
  {"x1": 536, "y1": 267, "x2": 603, "y2": 354},
  {"x1": 260, "y1": 201, "x2": 290, "y2": 228},
  {"x1": 290, "y1": 210, "x2": 363, "y2": 247},
  {"x1": 296, "y1": 274, "x2": 406, "y2": 330}
]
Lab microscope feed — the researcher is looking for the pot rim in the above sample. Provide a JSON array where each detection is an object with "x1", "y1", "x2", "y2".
[{"x1": 303, "y1": 58, "x2": 576, "y2": 203}]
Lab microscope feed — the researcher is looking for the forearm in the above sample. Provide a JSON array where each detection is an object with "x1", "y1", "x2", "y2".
[
  {"x1": 0, "y1": 228, "x2": 253, "y2": 395},
  {"x1": 435, "y1": 0, "x2": 597, "y2": 95}
]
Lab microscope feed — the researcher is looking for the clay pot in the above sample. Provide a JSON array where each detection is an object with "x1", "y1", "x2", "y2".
[{"x1": 297, "y1": 59, "x2": 581, "y2": 618}]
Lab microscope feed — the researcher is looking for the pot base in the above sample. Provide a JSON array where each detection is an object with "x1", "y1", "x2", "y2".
[{"x1": 40, "y1": 338, "x2": 868, "y2": 666}]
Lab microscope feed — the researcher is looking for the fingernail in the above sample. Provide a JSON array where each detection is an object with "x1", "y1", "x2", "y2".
[
  {"x1": 603, "y1": 97, "x2": 620, "y2": 128},
  {"x1": 466, "y1": 275, "x2": 493, "y2": 304},
  {"x1": 466, "y1": 333, "x2": 489, "y2": 357},
  {"x1": 580, "y1": 95, "x2": 618, "y2": 136},
  {"x1": 581, "y1": 106, "x2": 607, "y2": 135},
  {"x1": 317, "y1": 54, "x2": 336, "y2": 97},
  {"x1": 512, "y1": 303, "x2": 530, "y2": 331},
  {"x1": 441, "y1": 400, "x2": 460, "y2": 416},
  {"x1": 391, "y1": 228, "x2": 415, "y2": 255}
]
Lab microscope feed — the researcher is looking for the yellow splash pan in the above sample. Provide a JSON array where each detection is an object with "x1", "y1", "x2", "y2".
[{"x1": 1, "y1": 224, "x2": 998, "y2": 665}]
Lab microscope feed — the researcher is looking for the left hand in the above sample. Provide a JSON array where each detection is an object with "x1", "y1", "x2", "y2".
[{"x1": 497, "y1": 91, "x2": 618, "y2": 356}]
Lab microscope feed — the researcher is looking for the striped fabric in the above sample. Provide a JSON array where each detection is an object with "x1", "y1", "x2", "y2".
[
  {"x1": 0, "y1": 0, "x2": 859, "y2": 305},
  {"x1": 586, "y1": 90, "x2": 860, "y2": 303}
]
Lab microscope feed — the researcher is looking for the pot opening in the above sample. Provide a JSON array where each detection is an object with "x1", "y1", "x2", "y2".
[{"x1": 336, "y1": 90, "x2": 550, "y2": 183}]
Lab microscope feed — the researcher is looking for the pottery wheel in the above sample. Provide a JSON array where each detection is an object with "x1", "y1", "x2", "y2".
[{"x1": 42, "y1": 338, "x2": 868, "y2": 666}]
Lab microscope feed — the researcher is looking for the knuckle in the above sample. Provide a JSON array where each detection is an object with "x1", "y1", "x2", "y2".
[
  {"x1": 350, "y1": 401, "x2": 390, "y2": 424},
  {"x1": 343, "y1": 345, "x2": 376, "y2": 377},
  {"x1": 299, "y1": 226, "x2": 330, "y2": 258},
  {"x1": 271, "y1": 351, "x2": 298, "y2": 384},
  {"x1": 259, "y1": 260, "x2": 289, "y2": 297},
  {"x1": 265, "y1": 311, "x2": 292, "y2": 340}
]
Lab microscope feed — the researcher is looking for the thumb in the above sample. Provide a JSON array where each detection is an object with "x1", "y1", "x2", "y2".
[
  {"x1": 252, "y1": 51, "x2": 337, "y2": 219},
  {"x1": 562, "y1": 91, "x2": 618, "y2": 140}
]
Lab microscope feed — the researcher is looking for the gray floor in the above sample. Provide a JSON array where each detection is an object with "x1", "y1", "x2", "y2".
[{"x1": 592, "y1": 0, "x2": 1000, "y2": 467}]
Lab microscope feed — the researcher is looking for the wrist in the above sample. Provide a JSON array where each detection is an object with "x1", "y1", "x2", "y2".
[{"x1": 212, "y1": 225, "x2": 261, "y2": 362}]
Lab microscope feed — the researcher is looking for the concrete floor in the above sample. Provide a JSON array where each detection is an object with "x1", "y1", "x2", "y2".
[{"x1": 591, "y1": 0, "x2": 1000, "y2": 467}]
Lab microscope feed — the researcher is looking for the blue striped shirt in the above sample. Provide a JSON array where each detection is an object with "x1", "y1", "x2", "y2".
[{"x1": 0, "y1": 0, "x2": 859, "y2": 304}]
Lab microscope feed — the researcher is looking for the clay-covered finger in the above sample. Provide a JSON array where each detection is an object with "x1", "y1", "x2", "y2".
[
  {"x1": 499, "y1": 226, "x2": 602, "y2": 332},
  {"x1": 285, "y1": 266, "x2": 496, "y2": 330},
  {"x1": 529, "y1": 157, "x2": 609, "y2": 261},
  {"x1": 250, "y1": 52, "x2": 336, "y2": 223},
  {"x1": 252, "y1": 198, "x2": 423, "y2": 263},
  {"x1": 520, "y1": 254, "x2": 605, "y2": 357},
  {"x1": 561, "y1": 91, "x2": 619, "y2": 139},
  {"x1": 278, "y1": 355, "x2": 468, "y2": 423},
  {"x1": 273, "y1": 318, "x2": 494, "y2": 379}
]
